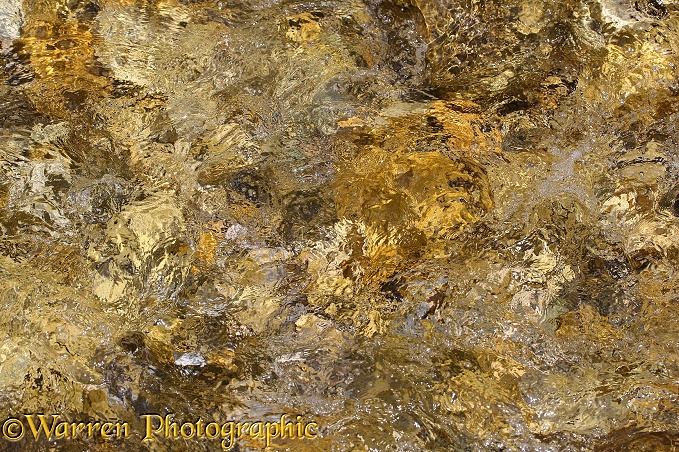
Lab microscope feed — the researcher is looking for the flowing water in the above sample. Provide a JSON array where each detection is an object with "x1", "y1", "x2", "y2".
[{"x1": 1, "y1": 0, "x2": 679, "y2": 450}]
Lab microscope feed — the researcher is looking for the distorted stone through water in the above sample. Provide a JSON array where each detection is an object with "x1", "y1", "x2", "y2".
[{"x1": 2, "y1": 0, "x2": 679, "y2": 450}]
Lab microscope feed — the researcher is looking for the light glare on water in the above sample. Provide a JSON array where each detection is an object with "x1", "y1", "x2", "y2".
[{"x1": 1, "y1": 0, "x2": 679, "y2": 450}]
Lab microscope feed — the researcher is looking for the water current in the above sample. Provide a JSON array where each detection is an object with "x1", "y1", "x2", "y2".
[{"x1": 1, "y1": 0, "x2": 679, "y2": 450}]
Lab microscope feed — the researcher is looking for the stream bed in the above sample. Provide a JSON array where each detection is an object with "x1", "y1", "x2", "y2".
[{"x1": 2, "y1": 0, "x2": 679, "y2": 450}]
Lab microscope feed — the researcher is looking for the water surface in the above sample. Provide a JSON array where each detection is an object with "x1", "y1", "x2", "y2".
[{"x1": 1, "y1": 0, "x2": 679, "y2": 450}]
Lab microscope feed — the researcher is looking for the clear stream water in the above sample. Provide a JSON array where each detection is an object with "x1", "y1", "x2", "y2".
[{"x1": 1, "y1": 0, "x2": 679, "y2": 450}]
